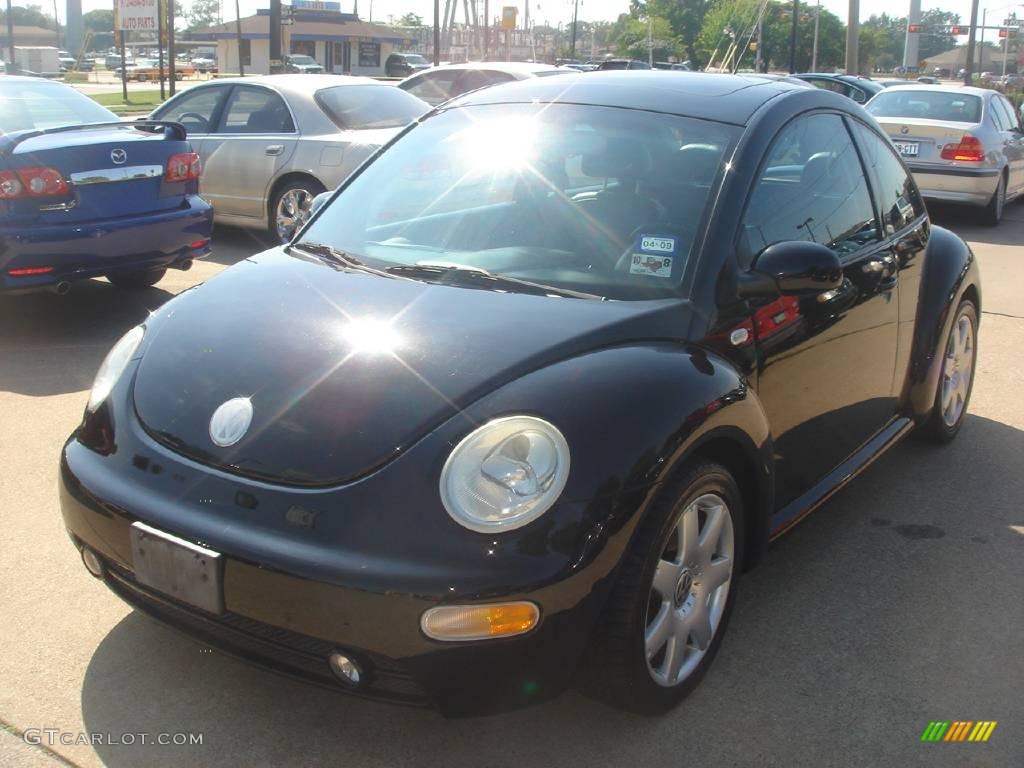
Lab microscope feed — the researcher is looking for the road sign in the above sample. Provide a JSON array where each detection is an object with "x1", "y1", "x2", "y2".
[
  {"x1": 116, "y1": 0, "x2": 159, "y2": 32},
  {"x1": 501, "y1": 6, "x2": 517, "y2": 30}
]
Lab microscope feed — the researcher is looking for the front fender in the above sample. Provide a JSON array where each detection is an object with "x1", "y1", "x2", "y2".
[{"x1": 907, "y1": 225, "x2": 981, "y2": 422}]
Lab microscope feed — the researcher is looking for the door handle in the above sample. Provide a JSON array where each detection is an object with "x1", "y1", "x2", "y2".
[{"x1": 265, "y1": 145, "x2": 284, "y2": 156}]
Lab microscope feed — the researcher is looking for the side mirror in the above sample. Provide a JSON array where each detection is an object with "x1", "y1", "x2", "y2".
[
  {"x1": 310, "y1": 191, "x2": 332, "y2": 216},
  {"x1": 738, "y1": 241, "x2": 842, "y2": 298}
]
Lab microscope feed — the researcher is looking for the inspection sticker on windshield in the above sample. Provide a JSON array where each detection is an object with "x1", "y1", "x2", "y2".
[{"x1": 631, "y1": 235, "x2": 676, "y2": 277}]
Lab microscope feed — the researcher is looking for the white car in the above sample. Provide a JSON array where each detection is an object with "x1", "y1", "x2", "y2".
[{"x1": 398, "y1": 61, "x2": 569, "y2": 106}]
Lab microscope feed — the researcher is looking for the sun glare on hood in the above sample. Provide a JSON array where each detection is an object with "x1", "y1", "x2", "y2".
[{"x1": 343, "y1": 317, "x2": 402, "y2": 355}]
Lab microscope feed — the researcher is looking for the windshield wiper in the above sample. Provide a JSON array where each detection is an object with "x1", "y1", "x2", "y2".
[
  {"x1": 288, "y1": 241, "x2": 365, "y2": 268},
  {"x1": 384, "y1": 263, "x2": 605, "y2": 300}
]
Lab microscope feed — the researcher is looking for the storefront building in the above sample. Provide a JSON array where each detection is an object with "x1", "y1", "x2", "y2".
[{"x1": 193, "y1": 3, "x2": 414, "y2": 76}]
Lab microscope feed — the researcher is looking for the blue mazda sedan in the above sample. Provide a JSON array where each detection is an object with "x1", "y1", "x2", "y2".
[{"x1": 1, "y1": 77, "x2": 212, "y2": 294}]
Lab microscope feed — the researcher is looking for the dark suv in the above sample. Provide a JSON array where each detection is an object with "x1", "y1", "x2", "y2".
[{"x1": 385, "y1": 52, "x2": 430, "y2": 77}]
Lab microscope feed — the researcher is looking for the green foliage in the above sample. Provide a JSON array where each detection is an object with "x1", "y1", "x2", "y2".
[
  {"x1": 0, "y1": 4, "x2": 56, "y2": 29},
  {"x1": 83, "y1": 9, "x2": 114, "y2": 50},
  {"x1": 187, "y1": 0, "x2": 221, "y2": 31},
  {"x1": 612, "y1": 14, "x2": 681, "y2": 61},
  {"x1": 396, "y1": 12, "x2": 424, "y2": 26}
]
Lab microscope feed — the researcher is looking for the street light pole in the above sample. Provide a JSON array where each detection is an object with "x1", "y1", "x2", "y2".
[
  {"x1": 788, "y1": 0, "x2": 798, "y2": 73},
  {"x1": 963, "y1": 0, "x2": 979, "y2": 84},
  {"x1": 569, "y1": 0, "x2": 579, "y2": 60},
  {"x1": 6, "y1": 0, "x2": 15, "y2": 70},
  {"x1": 845, "y1": 0, "x2": 859, "y2": 74},
  {"x1": 648, "y1": 14, "x2": 653, "y2": 67},
  {"x1": 812, "y1": 0, "x2": 820, "y2": 70}
]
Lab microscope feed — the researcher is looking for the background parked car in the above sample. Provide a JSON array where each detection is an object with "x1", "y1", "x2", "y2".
[
  {"x1": 385, "y1": 52, "x2": 430, "y2": 78},
  {"x1": 398, "y1": 61, "x2": 568, "y2": 106},
  {"x1": 597, "y1": 58, "x2": 651, "y2": 70},
  {"x1": 793, "y1": 73, "x2": 883, "y2": 104},
  {"x1": 149, "y1": 74, "x2": 429, "y2": 242},
  {"x1": 191, "y1": 56, "x2": 218, "y2": 73},
  {"x1": 866, "y1": 84, "x2": 1024, "y2": 224},
  {"x1": 0, "y1": 76, "x2": 212, "y2": 293},
  {"x1": 283, "y1": 55, "x2": 324, "y2": 74},
  {"x1": 125, "y1": 58, "x2": 195, "y2": 82}
]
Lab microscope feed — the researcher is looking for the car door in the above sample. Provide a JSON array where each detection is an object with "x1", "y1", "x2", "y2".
[
  {"x1": 739, "y1": 112, "x2": 900, "y2": 510},
  {"x1": 151, "y1": 84, "x2": 231, "y2": 200},
  {"x1": 992, "y1": 95, "x2": 1024, "y2": 195},
  {"x1": 199, "y1": 84, "x2": 299, "y2": 220}
]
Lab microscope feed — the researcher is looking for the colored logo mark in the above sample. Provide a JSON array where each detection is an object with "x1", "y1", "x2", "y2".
[{"x1": 921, "y1": 721, "x2": 997, "y2": 742}]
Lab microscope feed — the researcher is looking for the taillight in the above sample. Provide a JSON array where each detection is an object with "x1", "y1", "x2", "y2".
[
  {"x1": 165, "y1": 152, "x2": 202, "y2": 182},
  {"x1": 941, "y1": 135, "x2": 985, "y2": 162},
  {"x1": 0, "y1": 167, "x2": 69, "y2": 198}
]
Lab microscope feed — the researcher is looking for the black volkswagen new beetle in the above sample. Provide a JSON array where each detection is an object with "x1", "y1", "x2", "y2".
[{"x1": 60, "y1": 72, "x2": 980, "y2": 716}]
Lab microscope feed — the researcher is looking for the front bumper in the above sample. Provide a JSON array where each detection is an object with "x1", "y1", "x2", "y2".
[
  {"x1": 1, "y1": 195, "x2": 213, "y2": 292},
  {"x1": 906, "y1": 163, "x2": 1001, "y2": 206},
  {"x1": 58, "y1": 412, "x2": 615, "y2": 715}
]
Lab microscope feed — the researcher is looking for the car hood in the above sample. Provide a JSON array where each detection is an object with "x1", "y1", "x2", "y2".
[{"x1": 132, "y1": 248, "x2": 691, "y2": 486}]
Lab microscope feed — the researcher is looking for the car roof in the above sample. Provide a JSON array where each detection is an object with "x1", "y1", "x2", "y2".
[
  {"x1": 193, "y1": 73, "x2": 381, "y2": 94},
  {"x1": 447, "y1": 71, "x2": 811, "y2": 125},
  {"x1": 429, "y1": 61, "x2": 562, "y2": 74}
]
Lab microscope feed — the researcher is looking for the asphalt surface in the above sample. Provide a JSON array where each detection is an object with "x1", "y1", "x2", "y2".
[{"x1": 0, "y1": 211, "x2": 1022, "y2": 768}]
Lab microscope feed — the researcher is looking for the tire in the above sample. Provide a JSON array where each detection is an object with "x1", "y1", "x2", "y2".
[
  {"x1": 107, "y1": 267, "x2": 167, "y2": 290},
  {"x1": 984, "y1": 173, "x2": 1006, "y2": 226},
  {"x1": 270, "y1": 178, "x2": 325, "y2": 244},
  {"x1": 580, "y1": 461, "x2": 745, "y2": 714},
  {"x1": 919, "y1": 299, "x2": 978, "y2": 443}
]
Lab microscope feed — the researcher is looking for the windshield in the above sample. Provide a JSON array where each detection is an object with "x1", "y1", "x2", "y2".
[
  {"x1": 0, "y1": 80, "x2": 116, "y2": 134},
  {"x1": 867, "y1": 90, "x2": 983, "y2": 123},
  {"x1": 289, "y1": 55, "x2": 317, "y2": 65},
  {"x1": 300, "y1": 102, "x2": 738, "y2": 300},
  {"x1": 404, "y1": 54, "x2": 428, "y2": 65},
  {"x1": 316, "y1": 84, "x2": 428, "y2": 129}
]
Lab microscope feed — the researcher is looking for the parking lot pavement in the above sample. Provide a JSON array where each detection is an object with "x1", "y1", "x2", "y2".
[{"x1": 1, "y1": 216, "x2": 1021, "y2": 768}]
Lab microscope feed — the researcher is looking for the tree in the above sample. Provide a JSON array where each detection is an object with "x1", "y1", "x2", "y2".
[
  {"x1": 83, "y1": 8, "x2": 114, "y2": 50},
  {"x1": 918, "y1": 9, "x2": 959, "y2": 61},
  {"x1": 396, "y1": 12, "x2": 423, "y2": 26},
  {"x1": 0, "y1": 4, "x2": 55, "y2": 29},
  {"x1": 629, "y1": 0, "x2": 712, "y2": 66},
  {"x1": 611, "y1": 14, "x2": 681, "y2": 61},
  {"x1": 187, "y1": 0, "x2": 221, "y2": 31}
]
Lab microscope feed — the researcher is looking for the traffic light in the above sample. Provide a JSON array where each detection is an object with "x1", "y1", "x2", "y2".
[
  {"x1": 950, "y1": 25, "x2": 964, "y2": 35},
  {"x1": 998, "y1": 27, "x2": 1017, "y2": 38},
  {"x1": 908, "y1": 23, "x2": 923, "y2": 33}
]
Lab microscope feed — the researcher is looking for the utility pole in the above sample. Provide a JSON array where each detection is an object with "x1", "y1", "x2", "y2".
[
  {"x1": 433, "y1": 0, "x2": 440, "y2": 65},
  {"x1": 269, "y1": 0, "x2": 281, "y2": 72},
  {"x1": 755, "y1": 15, "x2": 763, "y2": 71},
  {"x1": 234, "y1": 0, "x2": 244, "y2": 75},
  {"x1": 482, "y1": 0, "x2": 488, "y2": 59},
  {"x1": 569, "y1": 0, "x2": 578, "y2": 59},
  {"x1": 811, "y1": 0, "x2": 820, "y2": 70},
  {"x1": 902, "y1": 0, "x2": 921, "y2": 72},
  {"x1": 647, "y1": 14, "x2": 653, "y2": 67},
  {"x1": 978, "y1": 8, "x2": 986, "y2": 71},
  {"x1": 845, "y1": 0, "x2": 859, "y2": 74},
  {"x1": 788, "y1": 0, "x2": 798, "y2": 73},
  {"x1": 6, "y1": 0, "x2": 15, "y2": 71},
  {"x1": 1002, "y1": 16, "x2": 1012, "y2": 79},
  {"x1": 167, "y1": 0, "x2": 175, "y2": 95},
  {"x1": 963, "y1": 0, "x2": 979, "y2": 84}
]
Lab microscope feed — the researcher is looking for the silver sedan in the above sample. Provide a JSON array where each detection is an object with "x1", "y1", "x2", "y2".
[
  {"x1": 866, "y1": 84, "x2": 1024, "y2": 225},
  {"x1": 150, "y1": 75, "x2": 429, "y2": 242}
]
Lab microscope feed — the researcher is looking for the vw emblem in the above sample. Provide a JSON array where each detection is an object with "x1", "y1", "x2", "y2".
[
  {"x1": 209, "y1": 397, "x2": 254, "y2": 447},
  {"x1": 900, "y1": 125, "x2": 910, "y2": 135},
  {"x1": 110, "y1": 148, "x2": 127, "y2": 164}
]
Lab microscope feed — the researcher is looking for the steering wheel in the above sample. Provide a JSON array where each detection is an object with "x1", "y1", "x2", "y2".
[{"x1": 177, "y1": 112, "x2": 210, "y2": 132}]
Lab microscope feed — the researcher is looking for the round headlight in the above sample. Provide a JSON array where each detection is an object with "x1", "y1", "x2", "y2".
[
  {"x1": 86, "y1": 325, "x2": 145, "y2": 413},
  {"x1": 440, "y1": 415, "x2": 570, "y2": 533}
]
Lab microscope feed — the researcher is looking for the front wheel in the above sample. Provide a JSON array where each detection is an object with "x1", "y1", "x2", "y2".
[
  {"x1": 106, "y1": 267, "x2": 167, "y2": 290},
  {"x1": 270, "y1": 179, "x2": 325, "y2": 244},
  {"x1": 920, "y1": 299, "x2": 978, "y2": 442},
  {"x1": 580, "y1": 462, "x2": 744, "y2": 714}
]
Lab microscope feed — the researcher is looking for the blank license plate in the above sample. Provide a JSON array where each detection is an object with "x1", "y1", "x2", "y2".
[
  {"x1": 130, "y1": 522, "x2": 223, "y2": 614},
  {"x1": 893, "y1": 141, "x2": 919, "y2": 157}
]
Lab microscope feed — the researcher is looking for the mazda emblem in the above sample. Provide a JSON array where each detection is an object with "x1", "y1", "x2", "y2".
[{"x1": 110, "y1": 149, "x2": 127, "y2": 164}]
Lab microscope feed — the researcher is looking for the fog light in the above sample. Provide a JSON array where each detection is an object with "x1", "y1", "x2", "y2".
[
  {"x1": 81, "y1": 546, "x2": 105, "y2": 578},
  {"x1": 328, "y1": 652, "x2": 362, "y2": 686},
  {"x1": 421, "y1": 602, "x2": 540, "y2": 641}
]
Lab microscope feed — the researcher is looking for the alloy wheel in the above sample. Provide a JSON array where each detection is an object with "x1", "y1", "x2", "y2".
[
  {"x1": 941, "y1": 313, "x2": 975, "y2": 427},
  {"x1": 276, "y1": 188, "x2": 314, "y2": 243},
  {"x1": 645, "y1": 493, "x2": 734, "y2": 687}
]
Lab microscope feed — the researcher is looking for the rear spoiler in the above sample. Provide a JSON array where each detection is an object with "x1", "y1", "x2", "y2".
[{"x1": 0, "y1": 121, "x2": 188, "y2": 159}]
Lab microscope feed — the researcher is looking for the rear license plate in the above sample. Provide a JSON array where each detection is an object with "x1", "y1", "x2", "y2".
[
  {"x1": 893, "y1": 141, "x2": 919, "y2": 157},
  {"x1": 130, "y1": 522, "x2": 223, "y2": 614}
]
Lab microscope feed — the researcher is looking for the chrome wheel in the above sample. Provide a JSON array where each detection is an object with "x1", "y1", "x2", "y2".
[
  {"x1": 645, "y1": 493, "x2": 734, "y2": 687},
  {"x1": 941, "y1": 313, "x2": 975, "y2": 427},
  {"x1": 275, "y1": 188, "x2": 314, "y2": 243}
]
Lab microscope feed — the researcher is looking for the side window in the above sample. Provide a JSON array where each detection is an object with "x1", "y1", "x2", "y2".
[
  {"x1": 994, "y1": 96, "x2": 1018, "y2": 131},
  {"x1": 217, "y1": 86, "x2": 294, "y2": 134},
  {"x1": 402, "y1": 71, "x2": 459, "y2": 105},
  {"x1": 155, "y1": 86, "x2": 225, "y2": 134},
  {"x1": 853, "y1": 122, "x2": 926, "y2": 235},
  {"x1": 989, "y1": 97, "x2": 1010, "y2": 131},
  {"x1": 807, "y1": 77, "x2": 846, "y2": 94},
  {"x1": 740, "y1": 113, "x2": 879, "y2": 264},
  {"x1": 846, "y1": 85, "x2": 868, "y2": 104},
  {"x1": 455, "y1": 69, "x2": 516, "y2": 95}
]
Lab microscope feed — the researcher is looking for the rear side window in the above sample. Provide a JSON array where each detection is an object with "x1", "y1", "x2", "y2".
[
  {"x1": 992, "y1": 96, "x2": 1018, "y2": 131},
  {"x1": 455, "y1": 69, "x2": 516, "y2": 95},
  {"x1": 155, "y1": 86, "x2": 226, "y2": 134},
  {"x1": 316, "y1": 85, "x2": 428, "y2": 130},
  {"x1": 740, "y1": 113, "x2": 879, "y2": 264},
  {"x1": 0, "y1": 81, "x2": 115, "y2": 133},
  {"x1": 218, "y1": 86, "x2": 294, "y2": 133},
  {"x1": 400, "y1": 70, "x2": 459, "y2": 105},
  {"x1": 852, "y1": 122, "x2": 926, "y2": 235},
  {"x1": 867, "y1": 90, "x2": 983, "y2": 123}
]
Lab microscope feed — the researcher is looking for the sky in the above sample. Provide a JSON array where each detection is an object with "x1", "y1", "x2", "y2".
[{"x1": 62, "y1": 0, "x2": 1009, "y2": 34}]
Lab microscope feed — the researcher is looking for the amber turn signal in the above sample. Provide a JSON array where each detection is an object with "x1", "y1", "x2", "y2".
[{"x1": 421, "y1": 602, "x2": 540, "y2": 641}]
